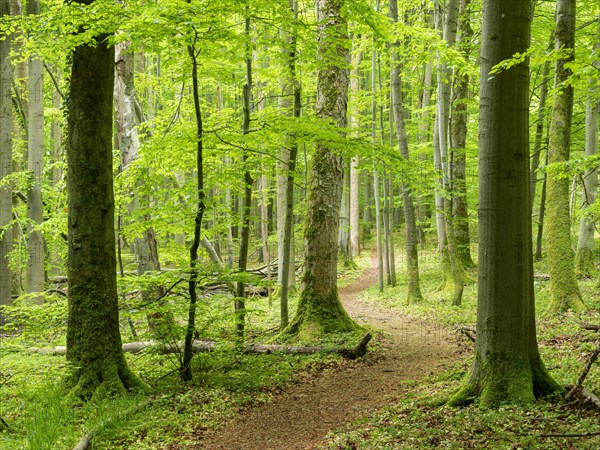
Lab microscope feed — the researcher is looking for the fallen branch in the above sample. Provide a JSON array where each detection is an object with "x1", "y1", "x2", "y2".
[
  {"x1": 540, "y1": 430, "x2": 600, "y2": 438},
  {"x1": 566, "y1": 340, "x2": 600, "y2": 402},
  {"x1": 581, "y1": 324, "x2": 600, "y2": 332},
  {"x1": 35, "y1": 334, "x2": 373, "y2": 360},
  {"x1": 455, "y1": 325, "x2": 476, "y2": 342}
]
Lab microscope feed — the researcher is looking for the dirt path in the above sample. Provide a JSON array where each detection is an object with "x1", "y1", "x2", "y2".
[{"x1": 199, "y1": 263, "x2": 462, "y2": 450}]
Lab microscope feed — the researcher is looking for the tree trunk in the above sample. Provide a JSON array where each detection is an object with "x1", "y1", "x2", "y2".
[
  {"x1": 575, "y1": 37, "x2": 599, "y2": 274},
  {"x1": 435, "y1": 0, "x2": 464, "y2": 304},
  {"x1": 278, "y1": 0, "x2": 300, "y2": 329},
  {"x1": 349, "y1": 47, "x2": 362, "y2": 258},
  {"x1": 535, "y1": 147, "x2": 548, "y2": 262},
  {"x1": 25, "y1": 0, "x2": 45, "y2": 298},
  {"x1": 545, "y1": 0, "x2": 585, "y2": 314},
  {"x1": 450, "y1": 0, "x2": 474, "y2": 269},
  {"x1": 66, "y1": 5, "x2": 145, "y2": 396},
  {"x1": 449, "y1": 0, "x2": 561, "y2": 407},
  {"x1": 416, "y1": 58, "x2": 433, "y2": 246},
  {"x1": 283, "y1": 0, "x2": 357, "y2": 339},
  {"x1": 0, "y1": 0, "x2": 13, "y2": 325},
  {"x1": 236, "y1": 13, "x2": 254, "y2": 342},
  {"x1": 389, "y1": 0, "x2": 423, "y2": 303},
  {"x1": 530, "y1": 34, "x2": 553, "y2": 216}
]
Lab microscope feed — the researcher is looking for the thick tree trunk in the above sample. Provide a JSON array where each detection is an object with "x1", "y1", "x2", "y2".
[
  {"x1": 0, "y1": 0, "x2": 12, "y2": 325},
  {"x1": 575, "y1": 43, "x2": 599, "y2": 274},
  {"x1": 284, "y1": 0, "x2": 357, "y2": 339},
  {"x1": 545, "y1": 0, "x2": 585, "y2": 314},
  {"x1": 449, "y1": 0, "x2": 560, "y2": 407},
  {"x1": 66, "y1": 7, "x2": 145, "y2": 397},
  {"x1": 389, "y1": 0, "x2": 423, "y2": 303}
]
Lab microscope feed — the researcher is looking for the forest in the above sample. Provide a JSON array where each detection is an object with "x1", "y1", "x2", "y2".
[{"x1": 0, "y1": 0, "x2": 599, "y2": 448}]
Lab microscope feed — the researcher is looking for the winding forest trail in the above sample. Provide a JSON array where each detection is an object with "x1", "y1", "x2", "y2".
[{"x1": 199, "y1": 261, "x2": 463, "y2": 450}]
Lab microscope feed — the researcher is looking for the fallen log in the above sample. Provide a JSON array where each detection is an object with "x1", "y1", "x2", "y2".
[
  {"x1": 34, "y1": 333, "x2": 373, "y2": 360},
  {"x1": 581, "y1": 324, "x2": 600, "y2": 332},
  {"x1": 455, "y1": 325, "x2": 476, "y2": 342}
]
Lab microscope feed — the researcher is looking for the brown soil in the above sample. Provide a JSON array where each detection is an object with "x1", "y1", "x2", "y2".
[{"x1": 198, "y1": 262, "x2": 462, "y2": 450}]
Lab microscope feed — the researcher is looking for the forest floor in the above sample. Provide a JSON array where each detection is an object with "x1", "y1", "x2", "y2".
[{"x1": 197, "y1": 260, "x2": 465, "y2": 450}]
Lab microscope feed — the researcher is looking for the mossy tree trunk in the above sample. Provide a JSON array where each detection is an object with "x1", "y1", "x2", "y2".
[
  {"x1": 449, "y1": 0, "x2": 561, "y2": 407},
  {"x1": 66, "y1": 3, "x2": 146, "y2": 398},
  {"x1": 283, "y1": 0, "x2": 357, "y2": 340},
  {"x1": 389, "y1": 0, "x2": 423, "y2": 303},
  {"x1": 545, "y1": 0, "x2": 585, "y2": 314}
]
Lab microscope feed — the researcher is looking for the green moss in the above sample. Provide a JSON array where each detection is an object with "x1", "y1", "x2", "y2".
[
  {"x1": 282, "y1": 287, "x2": 359, "y2": 342},
  {"x1": 448, "y1": 351, "x2": 562, "y2": 408}
]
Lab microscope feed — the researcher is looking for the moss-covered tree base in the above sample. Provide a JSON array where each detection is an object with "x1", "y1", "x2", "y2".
[
  {"x1": 546, "y1": 291, "x2": 586, "y2": 315},
  {"x1": 448, "y1": 353, "x2": 563, "y2": 408},
  {"x1": 66, "y1": 356, "x2": 148, "y2": 400},
  {"x1": 282, "y1": 289, "x2": 359, "y2": 342}
]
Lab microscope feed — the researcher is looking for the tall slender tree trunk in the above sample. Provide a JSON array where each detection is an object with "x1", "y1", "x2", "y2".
[
  {"x1": 283, "y1": 0, "x2": 357, "y2": 339},
  {"x1": 535, "y1": 146, "x2": 548, "y2": 261},
  {"x1": 575, "y1": 33, "x2": 599, "y2": 275},
  {"x1": 66, "y1": 1, "x2": 145, "y2": 396},
  {"x1": 530, "y1": 35, "x2": 553, "y2": 215},
  {"x1": 389, "y1": 0, "x2": 423, "y2": 303},
  {"x1": 449, "y1": 0, "x2": 560, "y2": 407},
  {"x1": 435, "y1": 0, "x2": 464, "y2": 304},
  {"x1": 545, "y1": 0, "x2": 585, "y2": 314},
  {"x1": 349, "y1": 47, "x2": 362, "y2": 258},
  {"x1": 181, "y1": 23, "x2": 206, "y2": 381},
  {"x1": 236, "y1": 12, "x2": 254, "y2": 342},
  {"x1": 278, "y1": 0, "x2": 301, "y2": 329},
  {"x1": 114, "y1": 40, "x2": 168, "y2": 337},
  {"x1": 450, "y1": 0, "x2": 474, "y2": 269},
  {"x1": 416, "y1": 60, "x2": 433, "y2": 246},
  {"x1": 0, "y1": 0, "x2": 13, "y2": 325},
  {"x1": 25, "y1": 0, "x2": 45, "y2": 297}
]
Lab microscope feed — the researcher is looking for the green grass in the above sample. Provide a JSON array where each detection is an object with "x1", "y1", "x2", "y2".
[{"x1": 2, "y1": 234, "x2": 600, "y2": 449}]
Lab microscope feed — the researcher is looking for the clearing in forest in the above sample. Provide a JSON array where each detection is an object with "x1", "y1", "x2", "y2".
[{"x1": 198, "y1": 262, "x2": 463, "y2": 450}]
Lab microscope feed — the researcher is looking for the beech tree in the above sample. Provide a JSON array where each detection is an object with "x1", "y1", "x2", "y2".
[
  {"x1": 545, "y1": 0, "x2": 585, "y2": 313},
  {"x1": 65, "y1": 0, "x2": 145, "y2": 396},
  {"x1": 449, "y1": 0, "x2": 560, "y2": 406},
  {"x1": 0, "y1": 0, "x2": 12, "y2": 325},
  {"x1": 284, "y1": 0, "x2": 357, "y2": 339}
]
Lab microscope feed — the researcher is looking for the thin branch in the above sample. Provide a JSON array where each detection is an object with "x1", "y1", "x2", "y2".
[{"x1": 44, "y1": 63, "x2": 66, "y2": 101}]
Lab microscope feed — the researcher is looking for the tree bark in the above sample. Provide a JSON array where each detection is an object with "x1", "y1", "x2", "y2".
[
  {"x1": 25, "y1": 0, "x2": 45, "y2": 298},
  {"x1": 0, "y1": 0, "x2": 13, "y2": 325},
  {"x1": 66, "y1": 2, "x2": 145, "y2": 397},
  {"x1": 575, "y1": 34, "x2": 599, "y2": 275},
  {"x1": 450, "y1": 0, "x2": 475, "y2": 269},
  {"x1": 449, "y1": 0, "x2": 561, "y2": 407},
  {"x1": 279, "y1": 0, "x2": 301, "y2": 329},
  {"x1": 545, "y1": 0, "x2": 585, "y2": 314},
  {"x1": 283, "y1": 0, "x2": 357, "y2": 339},
  {"x1": 349, "y1": 45, "x2": 362, "y2": 258},
  {"x1": 389, "y1": 0, "x2": 423, "y2": 303}
]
